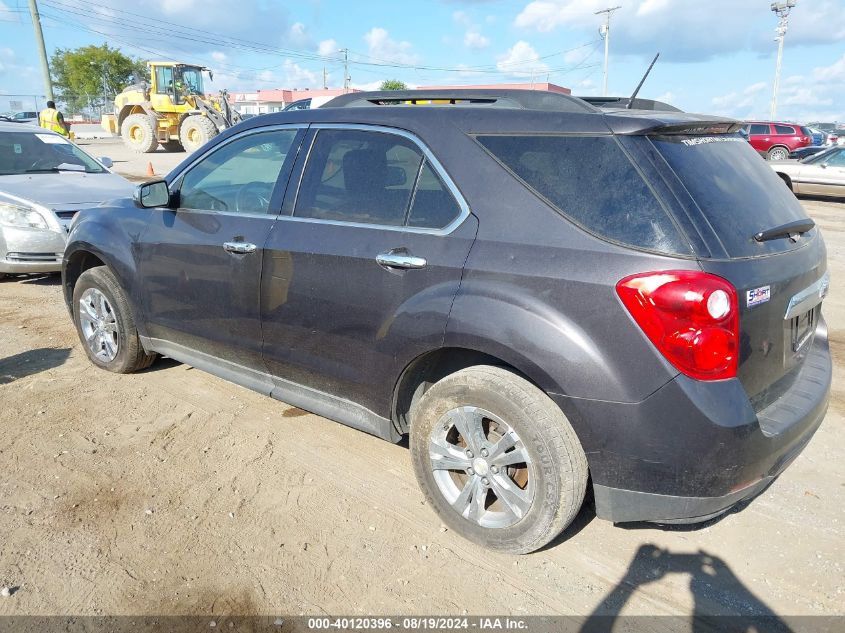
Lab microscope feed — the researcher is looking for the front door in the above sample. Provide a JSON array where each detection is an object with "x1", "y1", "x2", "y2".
[
  {"x1": 795, "y1": 147, "x2": 845, "y2": 196},
  {"x1": 260, "y1": 126, "x2": 477, "y2": 415},
  {"x1": 137, "y1": 125, "x2": 304, "y2": 375}
]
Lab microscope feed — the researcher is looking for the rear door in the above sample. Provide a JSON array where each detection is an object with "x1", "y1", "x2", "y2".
[
  {"x1": 747, "y1": 123, "x2": 771, "y2": 154},
  {"x1": 260, "y1": 125, "x2": 477, "y2": 415},
  {"x1": 136, "y1": 125, "x2": 304, "y2": 374},
  {"x1": 650, "y1": 134, "x2": 827, "y2": 411}
]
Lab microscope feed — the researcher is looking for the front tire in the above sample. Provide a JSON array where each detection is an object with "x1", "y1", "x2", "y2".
[
  {"x1": 179, "y1": 115, "x2": 218, "y2": 152},
  {"x1": 767, "y1": 146, "x2": 789, "y2": 161},
  {"x1": 72, "y1": 267, "x2": 156, "y2": 373},
  {"x1": 410, "y1": 365, "x2": 588, "y2": 554},
  {"x1": 120, "y1": 113, "x2": 159, "y2": 153}
]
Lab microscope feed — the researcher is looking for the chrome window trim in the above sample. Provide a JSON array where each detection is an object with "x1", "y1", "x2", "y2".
[
  {"x1": 168, "y1": 123, "x2": 308, "y2": 217},
  {"x1": 284, "y1": 122, "x2": 471, "y2": 236}
]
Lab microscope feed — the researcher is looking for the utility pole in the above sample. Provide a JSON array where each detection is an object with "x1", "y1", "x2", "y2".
[
  {"x1": 770, "y1": 1, "x2": 796, "y2": 120},
  {"x1": 323, "y1": 67, "x2": 328, "y2": 90},
  {"x1": 595, "y1": 6, "x2": 621, "y2": 97},
  {"x1": 27, "y1": 0, "x2": 54, "y2": 102},
  {"x1": 338, "y1": 48, "x2": 350, "y2": 92}
]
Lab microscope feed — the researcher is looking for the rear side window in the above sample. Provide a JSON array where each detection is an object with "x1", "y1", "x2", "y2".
[
  {"x1": 652, "y1": 135, "x2": 811, "y2": 257},
  {"x1": 774, "y1": 124, "x2": 796, "y2": 135},
  {"x1": 475, "y1": 134, "x2": 691, "y2": 255},
  {"x1": 800, "y1": 126, "x2": 813, "y2": 137},
  {"x1": 408, "y1": 162, "x2": 462, "y2": 229},
  {"x1": 748, "y1": 124, "x2": 769, "y2": 135}
]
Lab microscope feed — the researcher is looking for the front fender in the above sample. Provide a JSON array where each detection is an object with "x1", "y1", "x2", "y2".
[{"x1": 63, "y1": 205, "x2": 149, "y2": 337}]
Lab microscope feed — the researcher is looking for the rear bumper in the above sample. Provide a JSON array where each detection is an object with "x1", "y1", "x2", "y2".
[{"x1": 552, "y1": 322, "x2": 831, "y2": 524}]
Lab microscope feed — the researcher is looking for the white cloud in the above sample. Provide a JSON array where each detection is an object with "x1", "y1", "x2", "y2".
[
  {"x1": 0, "y1": 1, "x2": 16, "y2": 22},
  {"x1": 496, "y1": 41, "x2": 549, "y2": 78},
  {"x1": 210, "y1": 51, "x2": 227, "y2": 63},
  {"x1": 363, "y1": 27, "x2": 419, "y2": 65},
  {"x1": 464, "y1": 31, "x2": 490, "y2": 50},
  {"x1": 514, "y1": 0, "x2": 845, "y2": 61},
  {"x1": 812, "y1": 53, "x2": 845, "y2": 83},
  {"x1": 653, "y1": 91, "x2": 674, "y2": 104},
  {"x1": 286, "y1": 22, "x2": 313, "y2": 49},
  {"x1": 317, "y1": 39, "x2": 339, "y2": 57}
]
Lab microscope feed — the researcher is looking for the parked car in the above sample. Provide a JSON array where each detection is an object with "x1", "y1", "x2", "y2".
[
  {"x1": 64, "y1": 90, "x2": 830, "y2": 554},
  {"x1": 744, "y1": 121, "x2": 812, "y2": 160},
  {"x1": 810, "y1": 123, "x2": 841, "y2": 146},
  {"x1": 8, "y1": 111, "x2": 39, "y2": 125},
  {"x1": 789, "y1": 146, "x2": 829, "y2": 160},
  {"x1": 282, "y1": 96, "x2": 335, "y2": 111},
  {"x1": 807, "y1": 127, "x2": 826, "y2": 146},
  {"x1": 772, "y1": 146, "x2": 845, "y2": 198},
  {"x1": 0, "y1": 122, "x2": 133, "y2": 278}
]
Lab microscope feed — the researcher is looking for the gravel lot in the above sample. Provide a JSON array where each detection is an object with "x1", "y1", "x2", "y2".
[{"x1": 0, "y1": 185, "x2": 843, "y2": 622}]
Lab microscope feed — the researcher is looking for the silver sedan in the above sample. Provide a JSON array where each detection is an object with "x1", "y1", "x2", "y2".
[
  {"x1": 0, "y1": 122, "x2": 133, "y2": 277},
  {"x1": 771, "y1": 146, "x2": 845, "y2": 198}
]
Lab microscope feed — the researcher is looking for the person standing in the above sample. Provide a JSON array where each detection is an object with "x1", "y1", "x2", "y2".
[{"x1": 39, "y1": 100, "x2": 69, "y2": 137}]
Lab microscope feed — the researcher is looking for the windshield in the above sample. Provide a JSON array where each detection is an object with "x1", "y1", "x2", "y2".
[
  {"x1": 652, "y1": 134, "x2": 811, "y2": 258},
  {"x1": 0, "y1": 131, "x2": 106, "y2": 175},
  {"x1": 176, "y1": 67, "x2": 204, "y2": 95},
  {"x1": 802, "y1": 147, "x2": 840, "y2": 164}
]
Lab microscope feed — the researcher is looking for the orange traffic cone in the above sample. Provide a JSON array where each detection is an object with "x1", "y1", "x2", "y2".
[{"x1": 146, "y1": 162, "x2": 155, "y2": 177}]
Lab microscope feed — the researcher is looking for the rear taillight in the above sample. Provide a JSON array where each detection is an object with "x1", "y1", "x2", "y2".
[{"x1": 616, "y1": 271, "x2": 739, "y2": 381}]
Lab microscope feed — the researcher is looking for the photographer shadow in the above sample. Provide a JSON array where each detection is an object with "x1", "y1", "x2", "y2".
[{"x1": 580, "y1": 544, "x2": 793, "y2": 633}]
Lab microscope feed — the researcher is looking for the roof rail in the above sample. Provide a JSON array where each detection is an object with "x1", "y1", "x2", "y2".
[
  {"x1": 577, "y1": 96, "x2": 682, "y2": 112},
  {"x1": 323, "y1": 89, "x2": 598, "y2": 113}
]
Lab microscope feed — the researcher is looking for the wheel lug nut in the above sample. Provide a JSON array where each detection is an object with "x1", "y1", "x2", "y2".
[
  {"x1": 481, "y1": 478, "x2": 489, "y2": 486},
  {"x1": 480, "y1": 448, "x2": 488, "y2": 457},
  {"x1": 491, "y1": 466, "x2": 499, "y2": 474},
  {"x1": 466, "y1": 450, "x2": 474, "y2": 458},
  {"x1": 467, "y1": 467, "x2": 475, "y2": 476}
]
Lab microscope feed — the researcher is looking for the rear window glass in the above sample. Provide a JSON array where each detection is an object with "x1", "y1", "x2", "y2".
[
  {"x1": 652, "y1": 135, "x2": 812, "y2": 257},
  {"x1": 774, "y1": 124, "x2": 795, "y2": 135},
  {"x1": 475, "y1": 135, "x2": 691, "y2": 255}
]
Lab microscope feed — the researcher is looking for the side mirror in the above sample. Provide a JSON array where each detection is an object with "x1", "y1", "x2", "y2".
[
  {"x1": 98, "y1": 156, "x2": 114, "y2": 169},
  {"x1": 134, "y1": 179, "x2": 171, "y2": 208}
]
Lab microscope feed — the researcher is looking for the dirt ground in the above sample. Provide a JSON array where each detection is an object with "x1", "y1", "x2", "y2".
[{"x1": 0, "y1": 194, "x2": 843, "y2": 622}]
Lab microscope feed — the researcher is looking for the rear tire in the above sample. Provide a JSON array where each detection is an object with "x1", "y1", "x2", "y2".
[
  {"x1": 120, "y1": 113, "x2": 159, "y2": 154},
  {"x1": 767, "y1": 146, "x2": 789, "y2": 161},
  {"x1": 179, "y1": 115, "x2": 218, "y2": 152},
  {"x1": 72, "y1": 266, "x2": 156, "y2": 374},
  {"x1": 410, "y1": 365, "x2": 588, "y2": 554},
  {"x1": 160, "y1": 139, "x2": 184, "y2": 152}
]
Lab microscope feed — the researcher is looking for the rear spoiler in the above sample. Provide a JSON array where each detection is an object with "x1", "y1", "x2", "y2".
[{"x1": 603, "y1": 112, "x2": 744, "y2": 136}]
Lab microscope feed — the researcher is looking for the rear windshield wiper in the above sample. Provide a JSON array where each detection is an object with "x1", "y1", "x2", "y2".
[{"x1": 754, "y1": 219, "x2": 815, "y2": 242}]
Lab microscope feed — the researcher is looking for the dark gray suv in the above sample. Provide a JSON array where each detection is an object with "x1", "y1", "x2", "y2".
[{"x1": 63, "y1": 90, "x2": 831, "y2": 554}]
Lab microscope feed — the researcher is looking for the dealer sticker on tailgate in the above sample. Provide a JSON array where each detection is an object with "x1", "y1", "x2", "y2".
[{"x1": 747, "y1": 285, "x2": 771, "y2": 308}]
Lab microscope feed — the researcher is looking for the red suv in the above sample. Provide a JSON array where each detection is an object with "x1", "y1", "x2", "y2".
[{"x1": 745, "y1": 121, "x2": 812, "y2": 161}]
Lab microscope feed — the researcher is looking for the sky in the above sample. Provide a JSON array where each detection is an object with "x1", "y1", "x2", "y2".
[{"x1": 0, "y1": 0, "x2": 843, "y2": 123}]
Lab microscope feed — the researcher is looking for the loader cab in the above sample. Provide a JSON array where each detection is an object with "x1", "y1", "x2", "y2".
[{"x1": 151, "y1": 63, "x2": 207, "y2": 107}]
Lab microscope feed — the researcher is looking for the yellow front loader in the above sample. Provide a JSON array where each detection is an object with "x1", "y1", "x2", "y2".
[{"x1": 102, "y1": 61, "x2": 241, "y2": 153}]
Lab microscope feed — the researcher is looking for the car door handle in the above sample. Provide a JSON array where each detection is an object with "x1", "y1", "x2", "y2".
[
  {"x1": 223, "y1": 241, "x2": 256, "y2": 254},
  {"x1": 376, "y1": 250, "x2": 427, "y2": 270}
]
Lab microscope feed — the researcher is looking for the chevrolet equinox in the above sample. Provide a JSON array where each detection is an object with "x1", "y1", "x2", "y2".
[{"x1": 63, "y1": 90, "x2": 831, "y2": 554}]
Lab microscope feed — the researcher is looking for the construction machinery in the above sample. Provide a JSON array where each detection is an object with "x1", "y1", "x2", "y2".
[{"x1": 102, "y1": 61, "x2": 241, "y2": 153}]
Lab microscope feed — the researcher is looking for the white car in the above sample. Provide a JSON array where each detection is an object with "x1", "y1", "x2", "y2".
[
  {"x1": 770, "y1": 146, "x2": 845, "y2": 198},
  {"x1": 0, "y1": 122, "x2": 133, "y2": 277}
]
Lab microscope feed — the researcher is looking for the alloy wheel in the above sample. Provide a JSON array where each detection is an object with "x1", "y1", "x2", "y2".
[
  {"x1": 78, "y1": 288, "x2": 120, "y2": 362},
  {"x1": 428, "y1": 406, "x2": 534, "y2": 528}
]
